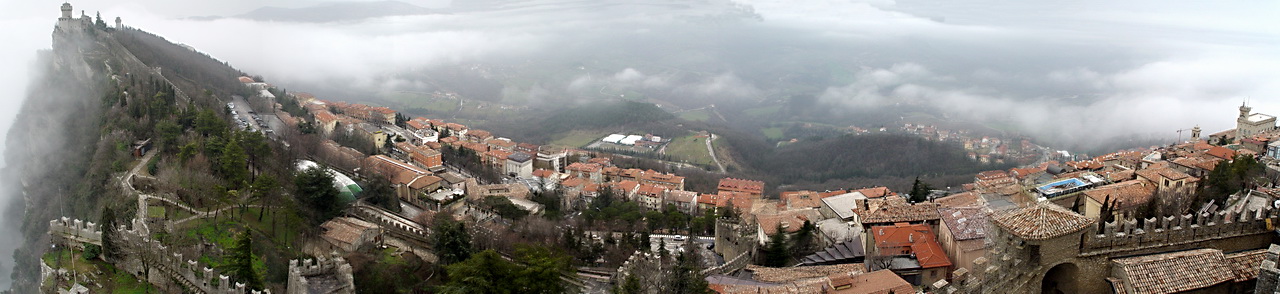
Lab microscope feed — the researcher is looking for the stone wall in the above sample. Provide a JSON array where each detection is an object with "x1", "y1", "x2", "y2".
[
  {"x1": 49, "y1": 218, "x2": 271, "y2": 294},
  {"x1": 1257, "y1": 244, "x2": 1280, "y2": 294},
  {"x1": 48, "y1": 217, "x2": 102, "y2": 247},
  {"x1": 1082, "y1": 206, "x2": 1278, "y2": 256},
  {"x1": 286, "y1": 254, "x2": 355, "y2": 294}
]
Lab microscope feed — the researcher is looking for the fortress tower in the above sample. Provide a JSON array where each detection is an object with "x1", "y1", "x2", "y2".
[{"x1": 1237, "y1": 101, "x2": 1277, "y2": 140}]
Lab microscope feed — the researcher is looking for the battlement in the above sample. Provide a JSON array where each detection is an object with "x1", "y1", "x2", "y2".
[
  {"x1": 48, "y1": 217, "x2": 102, "y2": 246},
  {"x1": 48, "y1": 217, "x2": 270, "y2": 293},
  {"x1": 287, "y1": 253, "x2": 354, "y2": 294},
  {"x1": 1082, "y1": 206, "x2": 1278, "y2": 254}
]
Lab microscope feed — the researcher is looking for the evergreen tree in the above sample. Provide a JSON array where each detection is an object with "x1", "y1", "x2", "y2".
[
  {"x1": 224, "y1": 231, "x2": 263, "y2": 289},
  {"x1": 762, "y1": 224, "x2": 789, "y2": 267},
  {"x1": 295, "y1": 166, "x2": 341, "y2": 225},
  {"x1": 100, "y1": 207, "x2": 119, "y2": 261},
  {"x1": 432, "y1": 216, "x2": 473, "y2": 265},
  {"x1": 220, "y1": 136, "x2": 249, "y2": 188},
  {"x1": 909, "y1": 176, "x2": 933, "y2": 203}
]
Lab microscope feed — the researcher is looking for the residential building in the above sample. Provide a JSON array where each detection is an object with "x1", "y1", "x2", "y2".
[
  {"x1": 409, "y1": 146, "x2": 443, "y2": 169},
  {"x1": 535, "y1": 147, "x2": 568, "y2": 172},
  {"x1": 566, "y1": 162, "x2": 603, "y2": 182},
  {"x1": 320, "y1": 217, "x2": 381, "y2": 253},
  {"x1": 638, "y1": 170, "x2": 686, "y2": 190},
  {"x1": 936, "y1": 206, "x2": 989, "y2": 273},
  {"x1": 1134, "y1": 162, "x2": 1198, "y2": 195},
  {"x1": 664, "y1": 190, "x2": 698, "y2": 213},
  {"x1": 754, "y1": 208, "x2": 824, "y2": 245},
  {"x1": 867, "y1": 223, "x2": 952, "y2": 286},
  {"x1": 718, "y1": 178, "x2": 765, "y2": 196},
  {"x1": 819, "y1": 192, "x2": 866, "y2": 221},
  {"x1": 505, "y1": 152, "x2": 533, "y2": 178},
  {"x1": 1079, "y1": 180, "x2": 1156, "y2": 219},
  {"x1": 635, "y1": 184, "x2": 668, "y2": 210}
]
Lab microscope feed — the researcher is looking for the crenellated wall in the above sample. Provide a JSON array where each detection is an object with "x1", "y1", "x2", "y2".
[
  {"x1": 286, "y1": 253, "x2": 355, "y2": 294},
  {"x1": 48, "y1": 217, "x2": 272, "y2": 294},
  {"x1": 1082, "y1": 206, "x2": 1278, "y2": 256},
  {"x1": 48, "y1": 217, "x2": 102, "y2": 247}
]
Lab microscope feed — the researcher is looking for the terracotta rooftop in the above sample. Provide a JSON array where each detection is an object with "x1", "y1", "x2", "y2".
[
  {"x1": 1170, "y1": 156, "x2": 1221, "y2": 171},
  {"x1": 869, "y1": 223, "x2": 952, "y2": 269},
  {"x1": 852, "y1": 187, "x2": 896, "y2": 198},
  {"x1": 719, "y1": 178, "x2": 765, "y2": 193},
  {"x1": 938, "y1": 206, "x2": 988, "y2": 241},
  {"x1": 828, "y1": 269, "x2": 914, "y2": 294},
  {"x1": 745, "y1": 264, "x2": 866, "y2": 284},
  {"x1": 1225, "y1": 249, "x2": 1268, "y2": 282},
  {"x1": 858, "y1": 195, "x2": 940, "y2": 224},
  {"x1": 1135, "y1": 164, "x2": 1195, "y2": 183},
  {"x1": 991, "y1": 201, "x2": 1094, "y2": 241},
  {"x1": 1082, "y1": 180, "x2": 1155, "y2": 210},
  {"x1": 757, "y1": 208, "x2": 822, "y2": 235},
  {"x1": 934, "y1": 192, "x2": 981, "y2": 208},
  {"x1": 781, "y1": 190, "x2": 824, "y2": 209},
  {"x1": 1111, "y1": 249, "x2": 1235, "y2": 294}
]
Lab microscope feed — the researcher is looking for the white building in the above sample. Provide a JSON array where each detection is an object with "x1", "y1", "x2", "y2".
[{"x1": 1237, "y1": 103, "x2": 1277, "y2": 140}]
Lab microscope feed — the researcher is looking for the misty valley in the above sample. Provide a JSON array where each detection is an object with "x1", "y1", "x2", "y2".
[{"x1": 2, "y1": 1, "x2": 1279, "y2": 294}]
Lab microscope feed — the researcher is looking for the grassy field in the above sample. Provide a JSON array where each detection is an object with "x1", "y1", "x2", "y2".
[
  {"x1": 549, "y1": 130, "x2": 607, "y2": 148},
  {"x1": 665, "y1": 134, "x2": 714, "y2": 166},
  {"x1": 743, "y1": 105, "x2": 782, "y2": 117},
  {"x1": 677, "y1": 109, "x2": 711, "y2": 121},
  {"x1": 761, "y1": 127, "x2": 785, "y2": 140}
]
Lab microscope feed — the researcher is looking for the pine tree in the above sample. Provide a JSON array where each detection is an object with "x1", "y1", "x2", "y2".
[
  {"x1": 225, "y1": 231, "x2": 263, "y2": 289},
  {"x1": 763, "y1": 224, "x2": 789, "y2": 267}
]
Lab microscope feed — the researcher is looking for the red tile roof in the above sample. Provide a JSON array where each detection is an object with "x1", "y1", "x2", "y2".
[
  {"x1": 1082, "y1": 180, "x2": 1155, "y2": 210},
  {"x1": 869, "y1": 223, "x2": 952, "y2": 269},
  {"x1": 992, "y1": 201, "x2": 1094, "y2": 241},
  {"x1": 852, "y1": 187, "x2": 896, "y2": 198},
  {"x1": 1112, "y1": 249, "x2": 1235, "y2": 294}
]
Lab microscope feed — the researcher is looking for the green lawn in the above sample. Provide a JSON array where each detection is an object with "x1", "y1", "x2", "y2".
[
  {"x1": 665, "y1": 134, "x2": 714, "y2": 166},
  {"x1": 550, "y1": 130, "x2": 607, "y2": 148},
  {"x1": 677, "y1": 110, "x2": 711, "y2": 122},
  {"x1": 147, "y1": 206, "x2": 166, "y2": 218},
  {"x1": 761, "y1": 127, "x2": 785, "y2": 140}
]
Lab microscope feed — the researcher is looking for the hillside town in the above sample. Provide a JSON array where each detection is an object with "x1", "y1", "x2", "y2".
[
  {"x1": 257, "y1": 71, "x2": 1280, "y2": 293},
  {"x1": 33, "y1": 3, "x2": 1280, "y2": 293}
]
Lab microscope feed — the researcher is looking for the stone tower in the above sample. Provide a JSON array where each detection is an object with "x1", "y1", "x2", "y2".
[
  {"x1": 115, "y1": 16, "x2": 122, "y2": 29},
  {"x1": 60, "y1": 3, "x2": 72, "y2": 20},
  {"x1": 1241, "y1": 102, "x2": 1253, "y2": 119},
  {"x1": 1191, "y1": 125, "x2": 1201, "y2": 141}
]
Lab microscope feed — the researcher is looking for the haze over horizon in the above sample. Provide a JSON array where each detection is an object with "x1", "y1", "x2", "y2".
[{"x1": 0, "y1": 1, "x2": 1278, "y2": 286}]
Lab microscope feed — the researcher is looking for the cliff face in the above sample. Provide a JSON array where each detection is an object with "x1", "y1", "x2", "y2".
[{"x1": 3, "y1": 24, "x2": 111, "y2": 293}]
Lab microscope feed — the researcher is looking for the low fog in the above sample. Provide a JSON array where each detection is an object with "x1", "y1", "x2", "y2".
[
  {"x1": 0, "y1": 0, "x2": 1277, "y2": 288},
  {"x1": 114, "y1": 0, "x2": 1279, "y2": 148}
]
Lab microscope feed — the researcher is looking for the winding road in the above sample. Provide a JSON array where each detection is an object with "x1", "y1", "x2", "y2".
[{"x1": 706, "y1": 133, "x2": 726, "y2": 173}]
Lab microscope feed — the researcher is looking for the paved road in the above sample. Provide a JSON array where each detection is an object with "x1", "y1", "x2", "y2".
[{"x1": 706, "y1": 133, "x2": 726, "y2": 173}]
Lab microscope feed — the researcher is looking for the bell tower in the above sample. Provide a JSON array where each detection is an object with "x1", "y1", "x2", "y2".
[
  {"x1": 1241, "y1": 101, "x2": 1252, "y2": 119},
  {"x1": 1191, "y1": 125, "x2": 1201, "y2": 141}
]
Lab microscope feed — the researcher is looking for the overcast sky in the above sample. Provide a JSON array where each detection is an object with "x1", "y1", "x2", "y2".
[{"x1": 0, "y1": 0, "x2": 1277, "y2": 288}]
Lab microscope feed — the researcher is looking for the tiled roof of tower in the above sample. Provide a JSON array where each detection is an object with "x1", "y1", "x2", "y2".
[
  {"x1": 938, "y1": 206, "x2": 988, "y2": 241},
  {"x1": 744, "y1": 264, "x2": 866, "y2": 284},
  {"x1": 1225, "y1": 249, "x2": 1268, "y2": 282},
  {"x1": 1112, "y1": 249, "x2": 1234, "y2": 294},
  {"x1": 858, "y1": 195, "x2": 940, "y2": 224},
  {"x1": 991, "y1": 201, "x2": 1094, "y2": 241}
]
